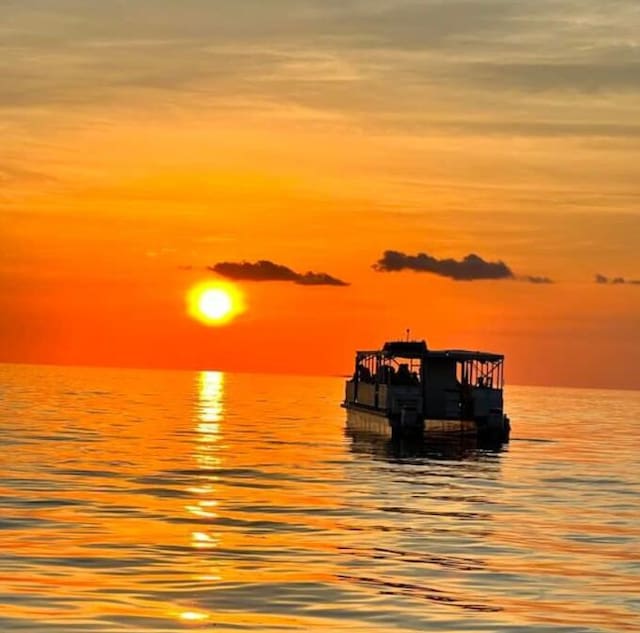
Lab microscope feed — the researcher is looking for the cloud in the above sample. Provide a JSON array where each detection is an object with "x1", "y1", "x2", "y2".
[
  {"x1": 465, "y1": 61, "x2": 640, "y2": 95},
  {"x1": 373, "y1": 249, "x2": 553, "y2": 283},
  {"x1": 595, "y1": 274, "x2": 640, "y2": 285},
  {"x1": 3, "y1": 0, "x2": 640, "y2": 149},
  {"x1": 373, "y1": 250, "x2": 513, "y2": 281},
  {"x1": 520, "y1": 275, "x2": 554, "y2": 284},
  {"x1": 0, "y1": 163, "x2": 57, "y2": 185},
  {"x1": 209, "y1": 260, "x2": 348, "y2": 286}
]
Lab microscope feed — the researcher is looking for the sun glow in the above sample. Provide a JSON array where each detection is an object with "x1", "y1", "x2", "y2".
[{"x1": 187, "y1": 281, "x2": 245, "y2": 326}]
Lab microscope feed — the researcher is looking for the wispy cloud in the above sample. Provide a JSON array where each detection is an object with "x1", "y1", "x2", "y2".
[
  {"x1": 595, "y1": 274, "x2": 640, "y2": 285},
  {"x1": 520, "y1": 275, "x2": 554, "y2": 284},
  {"x1": 463, "y1": 60, "x2": 640, "y2": 95},
  {"x1": 210, "y1": 260, "x2": 349, "y2": 286},
  {"x1": 373, "y1": 249, "x2": 552, "y2": 283},
  {"x1": 3, "y1": 0, "x2": 640, "y2": 137}
]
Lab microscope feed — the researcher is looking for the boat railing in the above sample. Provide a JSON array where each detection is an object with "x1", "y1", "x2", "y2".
[{"x1": 471, "y1": 386, "x2": 503, "y2": 418}]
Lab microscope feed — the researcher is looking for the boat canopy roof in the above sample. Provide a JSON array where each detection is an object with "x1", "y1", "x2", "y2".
[
  {"x1": 356, "y1": 340, "x2": 503, "y2": 363},
  {"x1": 427, "y1": 349, "x2": 503, "y2": 362},
  {"x1": 382, "y1": 340, "x2": 428, "y2": 357}
]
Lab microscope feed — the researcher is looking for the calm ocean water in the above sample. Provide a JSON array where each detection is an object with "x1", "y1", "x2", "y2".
[{"x1": 1, "y1": 364, "x2": 638, "y2": 632}]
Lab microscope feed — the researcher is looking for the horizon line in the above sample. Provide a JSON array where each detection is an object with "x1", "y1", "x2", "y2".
[{"x1": 1, "y1": 359, "x2": 638, "y2": 393}]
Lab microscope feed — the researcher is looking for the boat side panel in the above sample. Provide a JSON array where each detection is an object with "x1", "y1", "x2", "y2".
[
  {"x1": 345, "y1": 407, "x2": 394, "y2": 438},
  {"x1": 425, "y1": 419, "x2": 477, "y2": 434},
  {"x1": 345, "y1": 405, "x2": 479, "y2": 438}
]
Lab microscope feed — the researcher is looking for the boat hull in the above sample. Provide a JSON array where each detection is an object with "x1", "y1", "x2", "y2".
[{"x1": 343, "y1": 403, "x2": 509, "y2": 442}]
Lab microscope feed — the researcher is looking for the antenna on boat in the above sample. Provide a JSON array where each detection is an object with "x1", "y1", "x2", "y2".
[{"x1": 406, "y1": 328, "x2": 411, "y2": 342}]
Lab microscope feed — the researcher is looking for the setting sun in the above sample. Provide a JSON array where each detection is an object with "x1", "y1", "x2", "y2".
[{"x1": 187, "y1": 281, "x2": 245, "y2": 326}]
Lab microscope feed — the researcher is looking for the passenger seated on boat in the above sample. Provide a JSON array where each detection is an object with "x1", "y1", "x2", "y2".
[
  {"x1": 395, "y1": 363, "x2": 413, "y2": 385},
  {"x1": 376, "y1": 364, "x2": 395, "y2": 383},
  {"x1": 356, "y1": 364, "x2": 372, "y2": 382}
]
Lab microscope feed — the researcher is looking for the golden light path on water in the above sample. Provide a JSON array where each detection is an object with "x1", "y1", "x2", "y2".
[
  {"x1": 0, "y1": 364, "x2": 638, "y2": 632},
  {"x1": 174, "y1": 371, "x2": 225, "y2": 625}
]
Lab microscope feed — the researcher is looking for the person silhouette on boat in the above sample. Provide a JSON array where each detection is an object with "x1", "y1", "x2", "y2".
[
  {"x1": 395, "y1": 363, "x2": 413, "y2": 385},
  {"x1": 355, "y1": 363, "x2": 372, "y2": 383}
]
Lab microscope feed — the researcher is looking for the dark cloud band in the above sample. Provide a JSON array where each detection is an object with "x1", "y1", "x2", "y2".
[
  {"x1": 373, "y1": 250, "x2": 513, "y2": 281},
  {"x1": 210, "y1": 260, "x2": 348, "y2": 286},
  {"x1": 373, "y1": 249, "x2": 552, "y2": 283}
]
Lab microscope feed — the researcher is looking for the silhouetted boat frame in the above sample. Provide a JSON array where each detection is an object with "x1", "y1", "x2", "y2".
[{"x1": 342, "y1": 340, "x2": 510, "y2": 442}]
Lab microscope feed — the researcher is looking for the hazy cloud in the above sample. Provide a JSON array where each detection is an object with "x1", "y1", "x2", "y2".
[
  {"x1": 466, "y1": 61, "x2": 640, "y2": 94},
  {"x1": 0, "y1": 163, "x2": 57, "y2": 185},
  {"x1": 3, "y1": 1, "x2": 640, "y2": 112},
  {"x1": 520, "y1": 275, "x2": 554, "y2": 284},
  {"x1": 595, "y1": 274, "x2": 640, "y2": 285},
  {"x1": 210, "y1": 260, "x2": 349, "y2": 286},
  {"x1": 1, "y1": 0, "x2": 640, "y2": 160},
  {"x1": 374, "y1": 250, "x2": 553, "y2": 283}
]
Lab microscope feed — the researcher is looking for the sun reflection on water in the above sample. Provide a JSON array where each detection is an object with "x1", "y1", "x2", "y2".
[
  {"x1": 179, "y1": 610, "x2": 210, "y2": 623},
  {"x1": 197, "y1": 370, "x2": 224, "y2": 428},
  {"x1": 187, "y1": 372, "x2": 226, "y2": 549},
  {"x1": 194, "y1": 371, "x2": 225, "y2": 469},
  {"x1": 171, "y1": 372, "x2": 228, "y2": 624}
]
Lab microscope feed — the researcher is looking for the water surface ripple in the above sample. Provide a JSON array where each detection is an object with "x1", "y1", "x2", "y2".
[{"x1": 1, "y1": 365, "x2": 638, "y2": 632}]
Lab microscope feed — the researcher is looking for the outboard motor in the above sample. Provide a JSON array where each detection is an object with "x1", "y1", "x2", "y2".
[
  {"x1": 487, "y1": 408, "x2": 510, "y2": 442},
  {"x1": 392, "y1": 405, "x2": 423, "y2": 439}
]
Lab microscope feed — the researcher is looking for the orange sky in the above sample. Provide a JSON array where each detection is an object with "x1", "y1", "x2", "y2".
[{"x1": 1, "y1": 1, "x2": 639, "y2": 389}]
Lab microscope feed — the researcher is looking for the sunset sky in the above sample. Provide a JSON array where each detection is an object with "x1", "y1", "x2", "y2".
[{"x1": 2, "y1": 0, "x2": 639, "y2": 389}]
